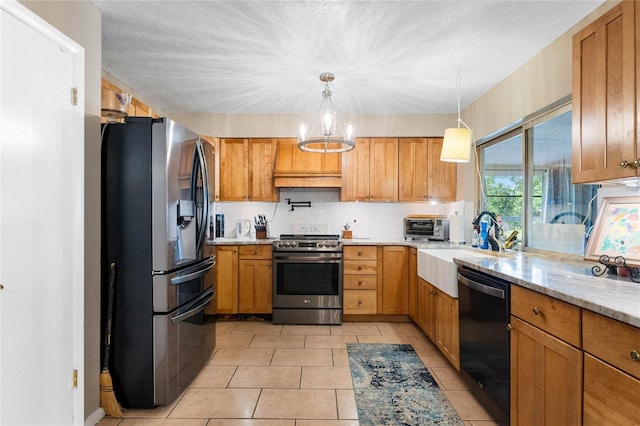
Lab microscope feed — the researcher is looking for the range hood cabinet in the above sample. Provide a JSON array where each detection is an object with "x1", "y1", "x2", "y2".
[{"x1": 273, "y1": 139, "x2": 342, "y2": 188}]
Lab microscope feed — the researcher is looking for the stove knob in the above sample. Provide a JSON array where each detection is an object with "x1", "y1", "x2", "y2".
[
  {"x1": 290, "y1": 241, "x2": 298, "y2": 248},
  {"x1": 285, "y1": 241, "x2": 292, "y2": 247},
  {"x1": 331, "y1": 241, "x2": 338, "y2": 247},
  {"x1": 318, "y1": 242, "x2": 325, "y2": 248},
  {"x1": 276, "y1": 241, "x2": 284, "y2": 248}
]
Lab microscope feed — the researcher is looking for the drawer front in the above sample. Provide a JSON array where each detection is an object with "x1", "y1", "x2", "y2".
[
  {"x1": 344, "y1": 290, "x2": 377, "y2": 314},
  {"x1": 511, "y1": 285, "x2": 581, "y2": 347},
  {"x1": 584, "y1": 354, "x2": 640, "y2": 425},
  {"x1": 583, "y1": 309, "x2": 640, "y2": 380},
  {"x1": 343, "y1": 260, "x2": 377, "y2": 275},
  {"x1": 344, "y1": 245, "x2": 377, "y2": 261},
  {"x1": 344, "y1": 274, "x2": 377, "y2": 290},
  {"x1": 238, "y1": 244, "x2": 272, "y2": 259}
]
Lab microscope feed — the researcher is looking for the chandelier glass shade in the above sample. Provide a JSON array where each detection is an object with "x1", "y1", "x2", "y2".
[
  {"x1": 441, "y1": 72, "x2": 472, "y2": 163},
  {"x1": 297, "y1": 72, "x2": 356, "y2": 153}
]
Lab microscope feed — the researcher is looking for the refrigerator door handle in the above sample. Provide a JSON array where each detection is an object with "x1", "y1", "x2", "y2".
[
  {"x1": 191, "y1": 139, "x2": 210, "y2": 254},
  {"x1": 170, "y1": 256, "x2": 215, "y2": 286},
  {"x1": 170, "y1": 286, "x2": 215, "y2": 324}
]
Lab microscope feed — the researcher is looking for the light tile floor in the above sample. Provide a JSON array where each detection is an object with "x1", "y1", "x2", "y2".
[{"x1": 98, "y1": 319, "x2": 506, "y2": 426}]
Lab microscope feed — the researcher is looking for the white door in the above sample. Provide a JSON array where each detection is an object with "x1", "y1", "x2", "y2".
[{"x1": 0, "y1": 1, "x2": 85, "y2": 424}]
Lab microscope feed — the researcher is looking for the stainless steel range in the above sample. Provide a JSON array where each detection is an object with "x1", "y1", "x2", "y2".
[{"x1": 272, "y1": 234, "x2": 343, "y2": 325}]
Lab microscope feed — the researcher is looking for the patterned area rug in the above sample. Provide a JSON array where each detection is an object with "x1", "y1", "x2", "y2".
[{"x1": 347, "y1": 343, "x2": 463, "y2": 425}]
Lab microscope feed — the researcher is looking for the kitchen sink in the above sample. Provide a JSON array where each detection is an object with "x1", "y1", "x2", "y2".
[{"x1": 417, "y1": 248, "x2": 493, "y2": 297}]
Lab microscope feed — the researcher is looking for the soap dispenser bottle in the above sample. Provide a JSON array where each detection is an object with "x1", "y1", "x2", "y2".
[{"x1": 479, "y1": 221, "x2": 489, "y2": 249}]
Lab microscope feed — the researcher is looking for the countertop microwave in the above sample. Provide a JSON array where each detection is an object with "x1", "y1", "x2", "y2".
[{"x1": 403, "y1": 217, "x2": 449, "y2": 241}]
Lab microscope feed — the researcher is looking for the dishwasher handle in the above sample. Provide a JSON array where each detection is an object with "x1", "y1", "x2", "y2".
[{"x1": 458, "y1": 273, "x2": 506, "y2": 299}]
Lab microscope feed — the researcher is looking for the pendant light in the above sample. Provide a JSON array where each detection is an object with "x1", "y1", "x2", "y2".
[
  {"x1": 441, "y1": 72, "x2": 472, "y2": 163},
  {"x1": 297, "y1": 72, "x2": 356, "y2": 153}
]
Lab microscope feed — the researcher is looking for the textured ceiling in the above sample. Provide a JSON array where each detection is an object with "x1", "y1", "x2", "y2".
[{"x1": 93, "y1": 0, "x2": 604, "y2": 115}]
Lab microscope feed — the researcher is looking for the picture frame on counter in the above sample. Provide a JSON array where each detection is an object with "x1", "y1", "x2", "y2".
[{"x1": 584, "y1": 196, "x2": 640, "y2": 268}]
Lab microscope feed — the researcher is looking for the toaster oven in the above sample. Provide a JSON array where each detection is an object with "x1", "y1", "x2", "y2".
[{"x1": 404, "y1": 217, "x2": 449, "y2": 241}]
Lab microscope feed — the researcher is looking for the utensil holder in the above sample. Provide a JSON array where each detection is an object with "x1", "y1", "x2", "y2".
[{"x1": 256, "y1": 229, "x2": 268, "y2": 240}]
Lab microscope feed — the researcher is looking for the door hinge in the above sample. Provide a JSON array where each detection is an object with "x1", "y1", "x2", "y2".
[
  {"x1": 72, "y1": 369, "x2": 78, "y2": 388},
  {"x1": 72, "y1": 87, "x2": 78, "y2": 105}
]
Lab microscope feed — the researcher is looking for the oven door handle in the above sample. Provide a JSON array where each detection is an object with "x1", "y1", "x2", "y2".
[
  {"x1": 273, "y1": 255, "x2": 342, "y2": 262},
  {"x1": 458, "y1": 273, "x2": 505, "y2": 299}
]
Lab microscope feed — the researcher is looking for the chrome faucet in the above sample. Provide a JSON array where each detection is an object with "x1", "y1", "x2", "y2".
[{"x1": 472, "y1": 211, "x2": 501, "y2": 251}]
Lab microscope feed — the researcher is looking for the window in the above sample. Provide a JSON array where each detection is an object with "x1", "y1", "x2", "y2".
[{"x1": 478, "y1": 103, "x2": 598, "y2": 254}]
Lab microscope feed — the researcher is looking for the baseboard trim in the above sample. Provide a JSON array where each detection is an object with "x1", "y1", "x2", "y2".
[{"x1": 85, "y1": 407, "x2": 105, "y2": 426}]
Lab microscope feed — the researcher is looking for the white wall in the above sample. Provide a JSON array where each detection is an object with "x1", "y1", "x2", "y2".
[{"x1": 20, "y1": 0, "x2": 102, "y2": 420}]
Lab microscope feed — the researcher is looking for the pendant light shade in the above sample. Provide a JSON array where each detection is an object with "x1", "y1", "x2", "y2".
[
  {"x1": 441, "y1": 72, "x2": 473, "y2": 163},
  {"x1": 441, "y1": 127, "x2": 472, "y2": 162}
]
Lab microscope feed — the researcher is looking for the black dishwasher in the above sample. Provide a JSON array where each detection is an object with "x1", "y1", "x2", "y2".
[{"x1": 457, "y1": 266, "x2": 510, "y2": 419}]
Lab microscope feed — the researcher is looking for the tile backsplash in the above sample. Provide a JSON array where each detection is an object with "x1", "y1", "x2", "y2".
[{"x1": 210, "y1": 188, "x2": 474, "y2": 240}]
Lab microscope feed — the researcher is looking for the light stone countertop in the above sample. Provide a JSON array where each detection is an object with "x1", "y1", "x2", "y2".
[
  {"x1": 205, "y1": 237, "x2": 640, "y2": 328},
  {"x1": 454, "y1": 252, "x2": 640, "y2": 328}
]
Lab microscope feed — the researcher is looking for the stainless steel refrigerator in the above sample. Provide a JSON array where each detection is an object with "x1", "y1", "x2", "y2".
[{"x1": 102, "y1": 116, "x2": 215, "y2": 408}]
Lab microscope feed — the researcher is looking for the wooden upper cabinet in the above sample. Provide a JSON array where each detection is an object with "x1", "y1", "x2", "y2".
[
  {"x1": 273, "y1": 138, "x2": 342, "y2": 187},
  {"x1": 219, "y1": 138, "x2": 276, "y2": 201},
  {"x1": 342, "y1": 138, "x2": 371, "y2": 201},
  {"x1": 248, "y1": 138, "x2": 277, "y2": 201},
  {"x1": 370, "y1": 138, "x2": 399, "y2": 201},
  {"x1": 219, "y1": 138, "x2": 249, "y2": 201},
  {"x1": 572, "y1": 1, "x2": 638, "y2": 183},
  {"x1": 342, "y1": 137, "x2": 398, "y2": 201},
  {"x1": 398, "y1": 137, "x2": 456, "y2": 202}
]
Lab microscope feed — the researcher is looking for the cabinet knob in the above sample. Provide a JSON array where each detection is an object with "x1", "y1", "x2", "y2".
[
  {"x1": 506, "y1": 323, "x2": 512, "y2": 331},
  {"x1": 358, "y1": 281, "x2": 363, "y2": 286},
  {"x1": 357, "y1": 266, "x2": 363, "y2": 270},
  {"x1": 631, "y1": 350, "x2": 640, "y2": 361},
  {"x1": 532, "y1": 306, "x2": 540, "y2": 315},
  {"x1": 634, "y1": 159, "x2": 640, "y2": 168},
  {"x1": 358, "y1": 300, "x2": 363, "y2": 305},
  {"x1": 621, "y1": 160, "x2": 631, "y2": 168}
]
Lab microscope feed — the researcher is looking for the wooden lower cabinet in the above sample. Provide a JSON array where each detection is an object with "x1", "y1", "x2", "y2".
[
  {"x1": 381, "y1": 246, "x2": 408, "y2": 315},
  {"x1": 416, "y1": 277, "x2": 436, "y2": 341},
  {"x1": 435, "y1": 289, "x2": 459, "y2": 369},
  {"x1": 343, "y1": 246, "x2": 379, "y2": 315},
  {"x1": 583, "y1": 353, "x2": 640, "y2": 425},
  {"x1": 238, "y1": 245, "x2": 272, "y2": 314},
  {"x1": 214, "y1": 245, "x2": 239, "y2": 314},
  {"x1": 408, "y1": 247, "x2": 417, "y2": 321},
  {"x1": 509, "y1": 315, "x2": 582, "y2": 425},
  {"x1": 415, "y1": 277, "x2": 458, "y2": 368}
]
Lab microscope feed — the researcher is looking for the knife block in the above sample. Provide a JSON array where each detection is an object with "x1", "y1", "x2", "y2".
[
  {"x1": 342, "y1": 230, "x2": 352, "y2": 239},
  {"x1": 256, "y1": 229, "x2": 268, "y2": 240}
]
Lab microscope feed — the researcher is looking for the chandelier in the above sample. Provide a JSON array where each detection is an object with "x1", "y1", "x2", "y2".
[
  {"x1": 440, "y1": 72, "x2": 472, "y2": 163},
  {"x1": 297, "y1": 72, "x2": 356, "y2": 153}
]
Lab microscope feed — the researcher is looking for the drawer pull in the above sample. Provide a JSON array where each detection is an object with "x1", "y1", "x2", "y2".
[
  {"x1": 532, "y1": 306, "x2": 540, "y2": 315},
  {"x1": 358, "y1": 266, "x2": 363, "y2": 270},
  {"x1": 631, "y1": 350, "x2": 640, "y2": 361},
  {"x1": 358, "y1": 300, "x2": 363, "y2": 305},
  {"x1": 358, "y1": 281, "x2": 363, "y2": 286},
  {"x1": 358, "y1": 252, "x2": 363, "y2": 256}
]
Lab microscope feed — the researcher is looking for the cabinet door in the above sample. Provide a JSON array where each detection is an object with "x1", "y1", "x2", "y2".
[
  {"x1": 238, "y1": 259, "x2": 272, "y2": 314},
  {"x1": 408, "y1": 248, "x2": 417, "y2": 321},
  {"x1": 219, "y1": 138, "x2": 249, "y2": 200},
  {"x1": 215, "y1": 245, "x2": 239, "y2": 314},
  {"x1": 416, "y1": 278, "x2": 436, "y2": 341},
  {"x1": 435, "y1": 289, "x2": 460, "y2": 369},
  {"x1": 369, "y1": 138, "x2": 398, "y2": 201},
  {"x1": 510, "y1": 315, "x2": 582, "y2": 425},
  {"x1": 342, "y1": 138, "x2": 371, "y2": 201},
  {"x1": 201, "y1": 136, "x2": 219, "y2": 202},
  {"x1": 399, "y1": 138, "x2": 429, "y2": 201},
  {"x1": 427, "y1": 138, "x2": 456, "y2": 202},
  {"x1": 583, "y1": 353, "x2": 640, "y2": 425},
  {"x1": 248, "y1": 138, "x2": 277, "y2": 201},
  {"x1": 382, "y1": 246, "x2": 408, "y2": 314},
  {"x1": 572, "y1": 1, "x2": 637, "y2": 183}
]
